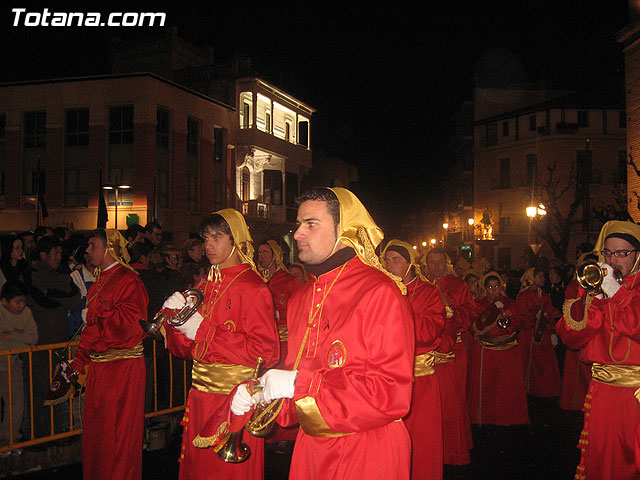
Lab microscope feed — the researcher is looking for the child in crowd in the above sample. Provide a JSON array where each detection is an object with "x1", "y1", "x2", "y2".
[{"x1": 0, "y1": 281, "x2": 37, "y2": 452}]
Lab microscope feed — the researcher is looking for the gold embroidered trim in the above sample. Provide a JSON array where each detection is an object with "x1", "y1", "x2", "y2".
[
  {"x1": 563, "y1": 295, "x2": 592, "y2": 331},
  {"x1": 478, "y1": 332, "x2": 519, "y2": 350},
  {"x1": 192, "y1": 421, "x2": 229, "y2": 448}
]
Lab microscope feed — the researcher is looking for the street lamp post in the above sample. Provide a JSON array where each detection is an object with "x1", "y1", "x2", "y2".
[{"x1": 526, "y1": 203, "x2": 546, "y2": 256}]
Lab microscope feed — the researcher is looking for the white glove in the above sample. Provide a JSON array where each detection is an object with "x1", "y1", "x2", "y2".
[
  {"x1": 174, "y1": 311, "x2": 204, "y2": 340},
  {"x1": 494, "y1": 301, "x2": 504, "y2": 309},
  {"x1": 260, "y1": 369, "x2": 298, "y2": 403},
  {"x1": 550, "y1": 334, "x2": 558, "y2": 347},
  {"x1": 599, "y1": 262, "x2": 622, "y2": 298},
  {"x1": 162, "y1": 291, "x2": 204, "y2": 340},
  {"x1": 231, "y1": 384, "x2": 264, "y2": 416},
  {"x1": 163, "y1": 291, "x2": 186, "y2": 310}
]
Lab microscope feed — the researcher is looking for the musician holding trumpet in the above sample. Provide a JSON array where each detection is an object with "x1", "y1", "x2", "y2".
[
  {"x1": 557, "y1": 221, "x2": 640, "y2": 479},
  {"x1": 232, "y1": 188, "x2": 415, "y2": 480},
  {"x1": 159, "y1": 209, "x2": 279, "y2": 480}
]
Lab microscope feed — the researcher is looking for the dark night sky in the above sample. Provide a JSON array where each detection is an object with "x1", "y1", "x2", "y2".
[{"x1": 0, "y1": 1, "x2": 629, "y2": 232}]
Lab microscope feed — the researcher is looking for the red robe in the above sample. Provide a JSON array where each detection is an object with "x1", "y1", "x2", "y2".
[
  {"x1": 164, "y1": 263, "x2": 279, "y2": 480},
  {"x1": 70, "y1": 263, "x2": 148, "y2": 480},
  {"x1": 558, "y1": 280, "x2": 592, "y2": 411},
  {"x1": 430, "y1": 274, "x2": 476, "y2": 461},
  {"x1": 468, "y1": 295, "x2": 529, "y2": 426},
  {"x1": 278, "y1": 257, "x2": 415, "y2": 480},
  {"x1": 556, "y1": 272, "x2": 640, "y2": 479},
  {"x1": 266, "y1": 268, "x2": 301, "y2": 442},
  {"x1": 404, "y1": 277, "x2": 446, "y2": 480},
  {"x1": 515, "y1": 286, "x2": 561, "y2": 397}
]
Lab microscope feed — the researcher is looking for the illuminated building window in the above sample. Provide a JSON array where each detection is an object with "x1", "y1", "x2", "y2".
[
  {"x1": 109, "y1": 105, "x2": 133, "y2": 144},
  {"x1": 241, "y1": 167, "x2": 250, "y2": 202},
  {"x1": 65, "y1": 109, "x2": 89, "y2": 146},
  {"x1": 239, "y1": 92, "x2": 253, "y2": 129}
]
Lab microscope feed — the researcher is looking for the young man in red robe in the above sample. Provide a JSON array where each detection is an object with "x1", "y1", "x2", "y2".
[
  {"x1": 515, "y1": 268, "x2": 561, "y2": 398},
  {"x1": 468, "y1": 272, "x2": 529, "y2": 427},
  {"x1": 426, "y1": 248, "x2": 477, "y2": 466},
  {"x1": 234, "y1": 187, "x2": 415, "y2": 480},
  {"x1": 161, "y1": 209, "x2": 279, "y2": 480},
  {"x1": 67, "y1": 229, "x2": 148, "y2": 480},
  {"x1": 557, "y1": 221, "x2": 640, "y2": 479},
  {"x1": 256, "y1": 239, "x2": 301, "y2": 449},
  {"x1": 382, "y1": 239, "x2": 449, "y2": 480}
]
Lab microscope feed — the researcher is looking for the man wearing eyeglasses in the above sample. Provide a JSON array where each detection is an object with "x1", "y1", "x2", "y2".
[{"x1": 557, "y1": 220, "x2": 640, "y2": 479}]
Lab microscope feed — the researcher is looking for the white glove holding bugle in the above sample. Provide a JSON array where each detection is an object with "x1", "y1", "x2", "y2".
[
  {"x1": 260, "y1": 369, "x2": 298, "y2": 403},
  {"x1": 161, "y1": 291, "x2": 204, "y2": 340},
  {"x1": 597, "y1": 263, "x2": 622, "y2": 299},
  {"x1": 230, "y1": 384, "x2": 264, "y2": 416}
]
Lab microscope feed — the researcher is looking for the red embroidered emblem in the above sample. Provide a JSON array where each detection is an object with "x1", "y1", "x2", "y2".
[{"x1": 327, "y1": 340, "x2": 346, "y2": 368}]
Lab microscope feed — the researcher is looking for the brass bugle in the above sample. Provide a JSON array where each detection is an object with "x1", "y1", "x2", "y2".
[
  {"x1": 496, "y1": 313, "x2": 511, "y2": 329},
  {"x1": 576, "y1": 261, "x2": 623, "y2": 297},
  {"x1": 139, "y1": 289, "x2": 204, "y2": 341},
  {"x1": 215, "y1": 357, "x2": 265, "y2": 463}
]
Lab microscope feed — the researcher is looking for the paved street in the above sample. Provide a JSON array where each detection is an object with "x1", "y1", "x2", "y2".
[{"x1": 7, "y1": 398, "x2": 583, "y2": 480}]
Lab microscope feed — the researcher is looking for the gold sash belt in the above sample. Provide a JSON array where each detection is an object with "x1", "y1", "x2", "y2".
[
  {"x1": 278, "y1": 325, "x2": 289, "y2": 342},
  {"x1": 295, "y1": 396, "x2": 401, "y2": 438},
  {"x1": 89, "y1": 343, "x2": 143, "y2": 362},
  {"x1": 191, "y1": 361, "x2": 254, "y2": 395},
  {"x1": 456, "y1": 332, "x2": 463, "y2": 343},
  {"x1": 479, "y1": 332, "x2": 519, "y2": 350},
  {"x1": 591, "y1": 363, "x2": 640, "y2": 388},
  {"x1": 414, "y1": 351, "x2": 436, "y2": 377},
  {"x1": 433, "y1": 350, "x2": 455, "y2": 364}
]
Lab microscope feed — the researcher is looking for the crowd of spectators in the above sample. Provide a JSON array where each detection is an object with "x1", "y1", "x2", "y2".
[{"x1": 0, "y1": 221, "x2": 209, "y2": 449}]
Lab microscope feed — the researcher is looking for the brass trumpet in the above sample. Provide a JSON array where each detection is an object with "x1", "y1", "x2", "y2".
[
  {"x1": 576, "y1": 261, "x2": 623, "y2": 297},
  {"x1": 139, "y1": 289, "x2": 204, "y2": 341},
  {"x1": 496, "y1": 313, "x2": 511, "y2": 329}
]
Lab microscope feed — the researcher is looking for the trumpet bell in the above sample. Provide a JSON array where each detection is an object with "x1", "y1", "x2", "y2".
[
  {"x1": 213, "y1": 430, "x2": 250, "y2": 463},
  {"x1": 576, "y1": 261, "x2": 624, "y2": 295}
]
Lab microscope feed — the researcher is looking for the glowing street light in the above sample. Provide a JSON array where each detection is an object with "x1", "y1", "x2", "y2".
[
  {"x1": 412, "y1": 245, "x2": 417, "y2": 250},
  {"x1": 526, "y1": 206, "x2": 537, "y2": 218},
  {"x1": 442, "y1": 223, "x2": 449, "y2": 230},
  {"x1": 430, "y1": 238, "x2": 436, "y2": 245},
  {"x1": 421, "y1": 241, "x2": 427, "y2": 247},
  {"x1": 468, "y1": 218, "x2": 475, "y2": 226}
]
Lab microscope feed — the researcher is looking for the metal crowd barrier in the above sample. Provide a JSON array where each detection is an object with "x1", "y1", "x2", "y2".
[{"x1": 0, "y1": 340, "x2": 189, "y2": 454}]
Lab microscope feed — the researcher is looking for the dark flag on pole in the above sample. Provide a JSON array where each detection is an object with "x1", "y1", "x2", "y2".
[
  {"x1": 36, "y1": 171, "x2": 49, "y2": 226},
  {"x1": 97, "y1": 171, "x2": 108, "y2": 228}
]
